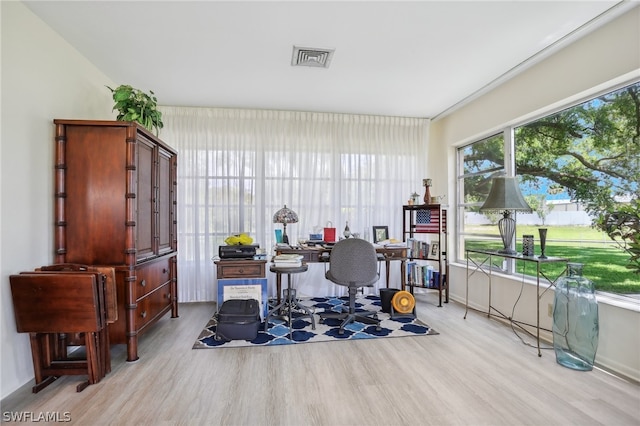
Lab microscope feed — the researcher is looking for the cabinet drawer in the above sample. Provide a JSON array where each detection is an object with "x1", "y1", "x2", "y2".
[
  {"x1": 135, "y1": 258, "x2": 171, "y2": 299},
  {"x1": 298, "y1": 251, "x2": 321, "y2": 263},
  {"x1": 136, "y1": 282, "x2": 172, "y2": 329},
  {"x1": 277, "y1": 249, "x2": 323, "y2": 263},
  {"x1": 216, "y1": 260, "x2": 265, "y2": 279}
]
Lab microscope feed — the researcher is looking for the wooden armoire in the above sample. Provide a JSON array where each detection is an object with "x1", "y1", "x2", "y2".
[{"x1": 54, "y1": 120, "x2": 178, "y2": 361}]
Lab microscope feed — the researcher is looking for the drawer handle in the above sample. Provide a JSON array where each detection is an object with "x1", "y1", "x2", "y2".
[
  {"x1": 140, "y1": 311, "x2": 147, "y2": 318},
  {"x1": 162, "y1": 268, "x2": 168, "y2": 274},
  {"x1": 238, "y1": 268, "x2": 244, "y2": 273},
  {"x1": 140, "y1": 279, "x2": 146, "y2": 287}
]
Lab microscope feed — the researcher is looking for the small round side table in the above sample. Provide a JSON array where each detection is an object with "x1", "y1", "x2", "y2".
[{"x1": 265, "y1": 264, "x2": 315, "y2": 339}]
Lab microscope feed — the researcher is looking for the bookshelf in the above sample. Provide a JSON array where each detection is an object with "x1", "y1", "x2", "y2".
[{"x1": 402, "y1": 204, "x2": 449, "y2": 307}]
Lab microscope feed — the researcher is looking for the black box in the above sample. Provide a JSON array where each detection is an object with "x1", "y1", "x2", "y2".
[
  {"x1": 215, "y1": 299, "x2": 261, "y2": 342},
  {"x1": 219, "y1": 245, "x2": 258, "y2": 259}
]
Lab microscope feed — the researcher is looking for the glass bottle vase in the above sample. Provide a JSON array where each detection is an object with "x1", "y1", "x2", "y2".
[
  {"x1": 552, "y1": 263, "x2": 599, "y2": 371},
  {"x1": 343, "y1": 221, "x2": 351, "y2": 239}
]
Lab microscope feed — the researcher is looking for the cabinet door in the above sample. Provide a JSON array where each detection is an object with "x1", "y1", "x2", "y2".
[
  {"x1": 157, "y1": 147, "x2": 174, "y2": 255},
  {"x1": 136, "y1": 135, "x2": 156, "y2": 261},
  {"x1": 61, "y1": 124, "x2": 128, "y2": 265}
]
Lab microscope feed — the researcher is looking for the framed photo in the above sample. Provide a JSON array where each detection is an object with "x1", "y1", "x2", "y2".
[
  {"x1": 372, "y1": 226, "x2": 389, "y2": 244},
  {"x1": 430, "y1": 242, "x2": 439, "y2": 257}
]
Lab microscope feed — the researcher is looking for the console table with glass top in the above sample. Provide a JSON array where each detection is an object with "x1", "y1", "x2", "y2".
[{"x1": 464, "y1": 248, "x2": 569, "y2": 356}]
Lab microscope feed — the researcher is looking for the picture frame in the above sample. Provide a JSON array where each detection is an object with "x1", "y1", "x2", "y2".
[
  {"x1": 430, "y1": 242, "x2": 439, "y2": 257},
  {"x1": 372, "y1": 226, "x2": 389, "y2": 244}
]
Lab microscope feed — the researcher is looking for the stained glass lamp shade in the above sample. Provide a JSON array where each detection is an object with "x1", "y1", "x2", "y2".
[{"x1": 273, "y1": 205, "x2": 298, "y2": 244}]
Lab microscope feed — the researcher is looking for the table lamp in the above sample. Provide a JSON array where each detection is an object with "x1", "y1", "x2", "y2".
[
  {"x1": 273, "y1": 204, "x2": 298, "y2": 244},
  {"x1": 480, "y1": 176, "x2": 532, "y2": 254}
]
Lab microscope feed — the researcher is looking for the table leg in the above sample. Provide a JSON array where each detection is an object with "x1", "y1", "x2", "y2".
[
  {"x1": 465, "y1": 256, "x2": 469, "y2": 319},
  {"x1": 265, "y1": 272, "x2": 286, "y2": 332},
  {"x1": 537, "y1": 263, "x2": 541, "y2": 357},
  {"x1": 385, "y1": 260, "x2": 391, "y2": 287},
  {"x1": 488, "y1": 254, "x2": 493, "y2": 318},
  {"x1": 265, "y1": 298, "x2": 286, "y2": 332},
  {"x1": 276, "y1": 273, "x2": 282, "y2": 305},
  {"x1": 287, "y1": 274, "x2": 292, "y2": 339}
]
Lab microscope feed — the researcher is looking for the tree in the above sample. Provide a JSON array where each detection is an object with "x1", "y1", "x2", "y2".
[
  {"x1": 466, "y1": 82, "x2": 640, "y2": 270},
  {"x1": 515, "y1": 83, "x2": 639, "y2": 217},
  {"x1": 594, "y1": 199, "x2": 640, "y2": 274},
  {"x1": 515, "y1": 83, "x2": 639, "y2": 271},
  {"x1": 525, "y1": 194, "x2": 554, "y2": 225}
]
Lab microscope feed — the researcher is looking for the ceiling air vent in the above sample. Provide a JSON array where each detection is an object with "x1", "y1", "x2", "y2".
[{"x1": 291, "y1": 46, "x2": 335, "y2": 68}]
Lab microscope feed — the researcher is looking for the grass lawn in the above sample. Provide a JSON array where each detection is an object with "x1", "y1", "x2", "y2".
[{"x1": 465, "y1": 225, "x2": 639, "y2": 294}]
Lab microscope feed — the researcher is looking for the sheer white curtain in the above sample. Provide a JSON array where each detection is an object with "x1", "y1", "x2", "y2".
[{"x1": 160, "y1": 106, "x2": 429, "y2": 302}]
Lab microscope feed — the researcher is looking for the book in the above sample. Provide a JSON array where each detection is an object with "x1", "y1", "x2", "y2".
[
  {"x1": 273, "y1": 261, "x2": 302, "y2": 268},
  {"x1": 273, "y1": 254, "x2": 303, "y2": 268},
  {"x1": 273, "y1": 254, "x2": 303, "y2": 262}
]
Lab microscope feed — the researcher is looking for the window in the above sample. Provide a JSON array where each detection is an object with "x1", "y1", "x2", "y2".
[
  {"x1": 161, "y1": 108, "x2": 426, "y2": 301},
  {"x1": 457, "y1": 133, "x2": 505, "y2": 259},
  {"x1": 457, "y1": 81, "x2": 640, "y2": 295}
]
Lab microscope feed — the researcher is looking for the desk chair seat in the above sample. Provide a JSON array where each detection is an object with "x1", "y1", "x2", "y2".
[{"x1": 319, "y1": 238, "x2": 382, "y2": 334}]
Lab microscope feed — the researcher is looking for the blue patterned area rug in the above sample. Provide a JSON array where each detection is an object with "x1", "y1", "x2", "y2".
[{"x1": 193, "y1": 295, "x2": 437, "y2": 349}]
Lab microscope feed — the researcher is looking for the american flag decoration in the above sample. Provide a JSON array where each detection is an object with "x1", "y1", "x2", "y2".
[{"x1": 415, "y1": 208, "x2": 446, "y2": 233}]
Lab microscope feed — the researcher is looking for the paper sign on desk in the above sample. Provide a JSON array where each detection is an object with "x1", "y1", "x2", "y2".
[
  {"x1": 224, "y1": 284, "x2": 262, "y2": 301},
  {"x1": 218, "y1": 280, "x2": 268, "y2": 319}
]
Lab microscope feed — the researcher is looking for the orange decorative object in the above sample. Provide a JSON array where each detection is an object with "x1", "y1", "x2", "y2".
[{"x1": 391, "y1": 290, "x2": 415, "y2": 314}]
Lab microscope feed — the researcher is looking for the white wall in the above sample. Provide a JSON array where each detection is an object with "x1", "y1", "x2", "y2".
[
  {"x1": 432, "y1": 6, "x2": 640, "y2": 381},
  {"x1": 1, "y1": 2, "x2": 115, "y2": 398}
]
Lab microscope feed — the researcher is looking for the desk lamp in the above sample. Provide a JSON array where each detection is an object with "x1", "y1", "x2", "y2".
[
  {"x1": 273, "y1": 204, "x2": 298, "y2": 244},
  {"x1": 480, "y1": 176, "x2": 532, "y2": 255}
]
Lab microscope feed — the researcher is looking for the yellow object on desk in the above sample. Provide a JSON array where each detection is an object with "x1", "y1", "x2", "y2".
[{"x1": 224, "y1": 233, "x2": 253, "y2": 245}]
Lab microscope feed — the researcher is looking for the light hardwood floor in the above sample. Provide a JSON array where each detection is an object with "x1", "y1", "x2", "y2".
[{"x1": 2, "y1": 291, "x2": 639, "y2": 425}]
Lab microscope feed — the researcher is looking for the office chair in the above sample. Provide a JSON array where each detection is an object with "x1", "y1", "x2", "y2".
[{"x1": 319, "y1": 238, "x2": 382, "y2": 334}]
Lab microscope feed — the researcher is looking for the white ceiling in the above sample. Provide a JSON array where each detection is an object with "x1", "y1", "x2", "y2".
[{"x1": 24, "y1": 1, "x2": 631, "y2": 119}]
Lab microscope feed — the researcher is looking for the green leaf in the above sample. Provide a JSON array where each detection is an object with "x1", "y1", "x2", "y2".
[{"x1": 107, "y1": 84, "x2": 163, "y2": 132}]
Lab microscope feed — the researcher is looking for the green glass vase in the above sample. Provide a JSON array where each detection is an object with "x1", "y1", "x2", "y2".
[{"x1": 552, "y1": 263, "x2": 599, "y2": 371}]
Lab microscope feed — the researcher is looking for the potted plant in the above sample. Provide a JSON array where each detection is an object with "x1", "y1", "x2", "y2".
[{"x1": 106, "y1": 85, "x2": 163, "y2": 135}]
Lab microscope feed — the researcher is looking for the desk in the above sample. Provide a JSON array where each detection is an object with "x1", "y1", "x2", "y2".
[
  {"x1": 464, "y1": 249, "x2": 568, "y2": 356},
  {"x1": 275, "y1": 246, "x2": 407, "y2": 303},
  {"x1": 215, "y1": 260, "x2": 268, "y2": 318}
]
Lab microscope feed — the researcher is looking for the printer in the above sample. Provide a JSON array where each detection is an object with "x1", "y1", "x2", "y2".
[{"x1": 219, "y1": 244, "x2": 258, "y2": 259}]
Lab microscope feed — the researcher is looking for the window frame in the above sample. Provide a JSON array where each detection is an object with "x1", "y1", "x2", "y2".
[{"x1": 455, "y1": 77, "x2": 640, "y2": 280}]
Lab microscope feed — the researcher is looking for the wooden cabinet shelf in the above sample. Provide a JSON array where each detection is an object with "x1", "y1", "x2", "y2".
[
  {"x1": 54, "y1": 120, "x2": 178, "y2": 362},
  {"x1": 402, "y1": 204, "x2": 449, "y2": 307}
]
